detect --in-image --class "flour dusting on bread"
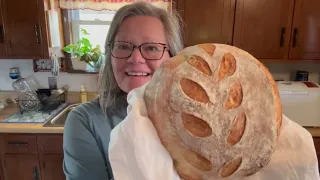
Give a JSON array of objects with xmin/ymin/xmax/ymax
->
[{"xmin": 144, "ymin": 43, "xmax": 282, "ymax": 180}]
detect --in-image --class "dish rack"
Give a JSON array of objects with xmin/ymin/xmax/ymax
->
[{"xmin": 15, "ymin": 88, "xmax": 67, "ymax": 114}]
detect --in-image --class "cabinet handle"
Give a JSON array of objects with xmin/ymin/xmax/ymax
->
[
  {"xmin": 7, "ymin": 141, "xmax": 28, "ymax": 146},
  {"xmin": 34, "ymin": 25, "xmax": 41, "ymax": 44},
  {"xmin": 293, "ymin": 28, "xmax": 298, "ymax": 47},
  {"xmin": 0, "ymin": 25, "xmax": 4, "ymax": 43},
  {"xmin": 280, "ymin": 27, "xmax": 285, "ymax": 47},
  {"xmin": 33, "ymin": 166, "xmax": 39, "ymax": 180}
]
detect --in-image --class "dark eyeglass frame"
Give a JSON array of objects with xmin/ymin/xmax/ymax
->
[{"xmin": 109, "ymin": 41, "xmax": 171, "ymax": 60}]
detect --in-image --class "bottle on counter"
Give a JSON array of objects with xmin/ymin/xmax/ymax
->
[{"xmin": 80, "ymin": 85, "xmax": 88, "ymax": 103}]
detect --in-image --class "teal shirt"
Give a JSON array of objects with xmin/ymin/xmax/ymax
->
[{"xmin": 63, "ymin": 97, "xmax": 127, "ymax": 180}]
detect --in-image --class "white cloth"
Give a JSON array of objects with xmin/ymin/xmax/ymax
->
[{"xmin": 108, "ymin": 83, "xmax": 320, "ymax": 180}]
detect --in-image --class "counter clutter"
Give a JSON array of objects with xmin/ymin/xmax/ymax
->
[{"xmin": 0, "ymin": 103, "xmax": 64, "ymax": 133}]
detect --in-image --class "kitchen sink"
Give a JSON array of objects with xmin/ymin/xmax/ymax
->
[{"xmin": 43, "ymin": 103, "xmax": 79, "ymax": 127}]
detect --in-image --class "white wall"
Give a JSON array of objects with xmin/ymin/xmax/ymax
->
[
  {"xmin": 264, "ymin": 61, "xmax": 320, "ymax": 83},
  {"xmin": 0, "ymin": 60, "xmax": 99, "ymax": 92},
  {"xmin": 1, "ymin": 59, "xmax": 320, "ymax": 92}
]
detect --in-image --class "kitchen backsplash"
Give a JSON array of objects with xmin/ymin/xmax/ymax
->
[
  {"xmin": 1, "ymin": 59, "xmax": 320, "ymax": 92},
  {"xmin": 264, "ymin": 61, "xmax": 320, "ymax": 83},
  {"xmin": 0, "ymin": 60, "xmax": 98, "ymax": 92}
]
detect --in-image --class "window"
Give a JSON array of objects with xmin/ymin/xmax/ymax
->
[
  {"xmin": 71, "ymin": 9, "xmax": 116, "ymax": 53},
  {"xmin": 69, "ymin": 9, "xmax": 116, "ymax": 71}
]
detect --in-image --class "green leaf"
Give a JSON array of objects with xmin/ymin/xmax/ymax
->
[
  {"xmin": 80, "ymin": 28, "xmax": 90, "ymax": 36},
  {"xmin": 63, "ymin": 44, "xmax": 76, "ymax": 53},
  {"xmin": 63, "ymin": 46, "xmax": 72, "ymax": 53},
  {"xmin": 92, "ymin": 45, "xmax": 101, "ymax": 53},
  {"xmin": 80, "ymin": 55, "xmax": 89, "ymax": 61},
  {"xmin": 79, "ymin": 38, "xmax": 92, "ymax": 48},
  {"xmin": 91, "ymin": 52, "xmax": 100, "ymax": 62},
  {"xmin": 74, "ymin": 47, "xmax": 83, "ymax": 57},
  {"xmin": 80, "ymin": 46, "xmax": 91, "ymax": 54},
  {"xmin": 62, "ymin": 28, "xmax": 103, "ymax": 62}
]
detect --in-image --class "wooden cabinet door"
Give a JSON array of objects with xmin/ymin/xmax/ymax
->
[
  {"xmin": 40, "ymin": 155, "xmax": 65, "ymax": 180},
  {"xmin": 2, "ymin": 0, "xmax": 44, "ymax": 59},
  {"xmin": 0, "ymin": 1, "xmax": 6, "ymax": 58},
  {"xmin": 2, "ymin": 154, "xmax": 41, "ymax": 180},
  {"xmin": 233, "ymin": 0, "xmax": 295, "ymax": 59},
  {"xmin": 313, "ymin": 137, "xmax": 320, "ymax": 172},
  {"xmin": 175, "ymin": 0, "xmax": 235, "ymax": 47},
  {"xmin": 289, "ymin": 0, "xmax": 320, "ymax": 60}
]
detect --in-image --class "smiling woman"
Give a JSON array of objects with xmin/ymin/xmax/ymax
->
[
  {"xmin": 110, "ymin": 15, "xmax": 171, "ymax": 93},
  {"xmin": 62, "ymin": 1, "xmax": 183, "ymax": 180}
]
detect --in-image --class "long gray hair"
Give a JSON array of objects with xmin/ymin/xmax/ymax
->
[{"xmin": 98, "ymin": 1, "xmax": 184, "ymax": 115}]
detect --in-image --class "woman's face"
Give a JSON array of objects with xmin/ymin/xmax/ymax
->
[{"xmin": 111, "ymin": 16, "xmax": 170, "ymax": 93}]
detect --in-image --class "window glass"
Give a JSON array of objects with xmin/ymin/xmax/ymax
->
[
  {"xmin": 78, "ymin": 24, "xmax": 111, "ymax": 52},
  {"xmin": 71, "ymin": 10, "xmax": 116, "ymax": 53}
]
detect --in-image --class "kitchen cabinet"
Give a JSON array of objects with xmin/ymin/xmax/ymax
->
[
  {"xmin": 3, "ymin": 154, "xmax": 40, "ymax": 180},
  {"xmin": 289, "ymin": 0, "xmax": 320, "ymax": 60},
  {"xmin": 38, "ymin": 135, "xmax": 65, "ymax": 180},
  {"xmin": 233, "ymin": 0, "xmax": 320, "ymax": 61},
  {"xmin": 0, "ymin": 133, "xmax": 65, "ymax": 180},
  {"xmin": 0, "ymin": 0, "xmax": 64, "ymax": 59},
  {"xmin": 174, "ymin": 0, "xmax": 320, "ymax": 61},
  {"xmin": 174, "ymin": 0, "xmax": 235, "ymax": 47},
  {"xmin": 40, "ymin": 155, "xmax": 65, "ymax": 180},
  {"xmin": 0, "ymin": 2, "xmax": 6, "ymax": 58},
  {"xmin": 233, "ymin": 0, "xmax": 295, "ymax": 59},
  {"xmin": 313, "ymin": 137, "xmax": 320, "ymax": 172}
]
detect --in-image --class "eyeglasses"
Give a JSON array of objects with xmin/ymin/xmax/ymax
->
[{"xmin": 110, "ymin": 41, "xmax": 169, "ymax": 60}]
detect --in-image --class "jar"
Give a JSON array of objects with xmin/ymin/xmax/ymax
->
[
  {"xmin": 295, "ymin": 71, "xmax": 309, "ymax": 81},
  {"xmin": 9, "ymin": 67, "xmax": 20, "ymax": 79},
  {"xmin": 12, "ymin": 77, "xmax": 34, "ymax": 93}
]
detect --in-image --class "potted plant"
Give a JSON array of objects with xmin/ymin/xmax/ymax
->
[{"xmin": 63, "ymin": 28, "xmax": 103, "ymax": 72}]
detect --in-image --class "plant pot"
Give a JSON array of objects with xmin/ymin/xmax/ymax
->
[{"xmin": 71, "ymin": 57, "xmax": 87, "ymax": 71}]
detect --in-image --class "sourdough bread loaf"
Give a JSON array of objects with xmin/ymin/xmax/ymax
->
[{"xmin": 144, "ymin": 43, "xmax": 282, "ymax": 180}]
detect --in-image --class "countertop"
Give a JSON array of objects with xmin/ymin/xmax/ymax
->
[
  {"xmin": 0, "ymin": 103, "xmax": 64, "ymax": 134},
  {"xmin": 1, "ymin": 103, "xmax": 320, "ymax": 137}
]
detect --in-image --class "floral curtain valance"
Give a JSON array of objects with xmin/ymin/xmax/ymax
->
[{"xmin": 59, "ymin": 0, "xmax": 171, "ymax": 11}]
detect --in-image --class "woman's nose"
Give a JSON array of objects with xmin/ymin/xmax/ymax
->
[{"xmin": 127, "ymin": 48, "xmax": 146, "ymax": 64}]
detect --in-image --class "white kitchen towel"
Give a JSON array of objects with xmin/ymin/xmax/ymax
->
[{"xmin": 108, "ymin": 82, "xmax": 320, "ymax": 180}]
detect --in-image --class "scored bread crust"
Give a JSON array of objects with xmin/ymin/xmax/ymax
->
[{"xmin": 144, "ymin": 43, "xmax": 282, "ymax": 180}]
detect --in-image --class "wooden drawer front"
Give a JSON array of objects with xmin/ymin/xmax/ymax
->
[
  {"xmin": 2, "ymin": 135, "xmax": 38, "ymax": 154},
  {"xmin": 38, "ymin": 135, "xmax": 63, "ymax": 155}
]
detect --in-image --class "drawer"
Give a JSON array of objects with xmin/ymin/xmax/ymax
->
[
  {"xmin": 37, "ymin": 135, "xmax": 63, "ymax": 155},
  {"xmin": 1, "ymin": 134, "xmax": 38, "ymax": 154}
]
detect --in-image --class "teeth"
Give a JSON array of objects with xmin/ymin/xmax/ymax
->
[{"xmin": 127, "ymin": 72, "xmax": 149, "ymax": 76}]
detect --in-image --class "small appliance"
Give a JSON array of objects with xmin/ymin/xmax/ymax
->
[
  {"xmin": 277, "ymin": 81, "xmax": 320, "ymax": 127},
  {"xmin": 295, "ymin": 70, "xmax": 309, "ymax": 81}
]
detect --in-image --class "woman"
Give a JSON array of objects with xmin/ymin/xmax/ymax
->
[{"xmin": 63, "ymin": 2, "xmax": 183, "ymax": 180}]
